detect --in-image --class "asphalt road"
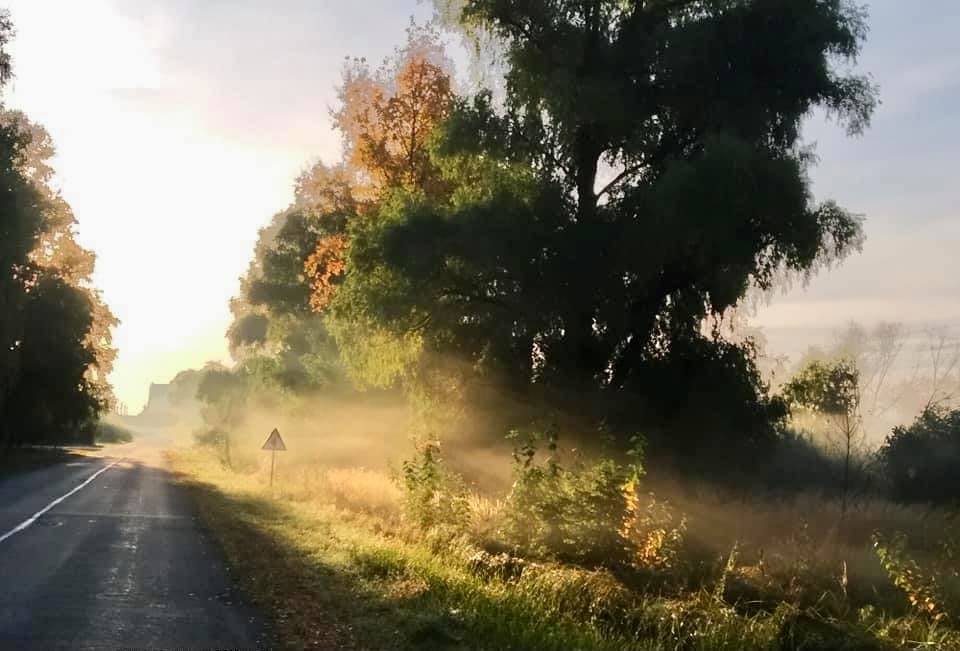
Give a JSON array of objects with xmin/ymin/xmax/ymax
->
[{"xmin": 0, "ymin": 451, "xmax": 267, "ymax": 650}]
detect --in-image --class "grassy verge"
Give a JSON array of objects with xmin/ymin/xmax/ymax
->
[
  {"xmin": 172, "ymin": 450, "xmax": 643, "ymax": 650},
  {"xmin": 170, "ymin": 447, "xmax": 960, "ymax": 651}
]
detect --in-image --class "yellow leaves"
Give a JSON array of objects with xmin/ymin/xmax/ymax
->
[{"xmin": 619, "ymin": 480, "xmax": 686, "ymax": 572}]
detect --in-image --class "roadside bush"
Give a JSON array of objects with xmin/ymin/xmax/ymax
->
[
  {"xmin": 400, "ymin": 438, "xmax": 470, "ymax": 531},
  {"xmin": 94, "ymin": 420, "xmax": 133, "ymax": 444},
  {"xmin": 620, "ymin": 486, "xmax": 687, "ymax": 573},
  {"xmin": 873, "ymin": 531, "xmax": 960, "ymax": 623},
  {"xmin": 879, "ymin": 406, "xmax": 960, "ymax": 504},
  {"xmin": 194, "ymin": 427, "xmax": 226, "ymax": 448},
  {"xmin": 499, "ymin": 430, "xmax": 644, "ymax": 567}
]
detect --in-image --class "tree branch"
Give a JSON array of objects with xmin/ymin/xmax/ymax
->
[{"xmin": 597, "ymin": 163, "xmax": 645, "ymax": 198}]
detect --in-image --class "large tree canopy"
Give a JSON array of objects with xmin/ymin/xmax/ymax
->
[
  {"xmin": 0, "ymin": 13, "xmax": 117, "ymax": 447},
  {"xmin": 225, "ymin": 27, "xmax": 458, "ymax": 395},
  {"xmin": 328, "ymin": 0, "xmax": 876, "ymax": 463}
]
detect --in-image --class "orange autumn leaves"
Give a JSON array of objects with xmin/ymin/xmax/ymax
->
[
  {"xmin": 346, "ymin": 56, "xmax": 453, "ymax": 197},
  {"xmin": 304, "ymin": 33, "xmax": 454, "ymax": 313},
  {"xmin": 305, "ymin": 234, "xmax": 348, "ymax": 312}
]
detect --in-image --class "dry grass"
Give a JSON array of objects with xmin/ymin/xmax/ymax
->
[{"xmin": 172, "ymin": 441, "xmax": 960, "ymax": 650}]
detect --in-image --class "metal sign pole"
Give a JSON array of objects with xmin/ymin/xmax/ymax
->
[{"xmin": 270, "ymin": 449, "xmax": 276, "ymax": 489}]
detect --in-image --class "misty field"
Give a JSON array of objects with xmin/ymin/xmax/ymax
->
[{"xmin": 170, "ymin": 423, "xmax": 960, "ymax": 651}]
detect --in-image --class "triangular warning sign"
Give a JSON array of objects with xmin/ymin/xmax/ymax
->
[{"xmin": 261, "ymin": 428, "xmax": 287, "ymax": 451}]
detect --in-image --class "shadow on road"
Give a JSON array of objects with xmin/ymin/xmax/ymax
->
[{"xmin": 0, "ymin": 448, "xmax": 88, "ymax": 480}]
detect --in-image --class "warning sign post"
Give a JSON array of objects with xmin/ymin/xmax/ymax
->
[{"xmin": 261, "ymin": 428, "xmax": 287, "ymax": 490}]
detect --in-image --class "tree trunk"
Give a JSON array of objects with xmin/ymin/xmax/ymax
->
[{"xmin": 562, "ymin": 127, "xmax": 603, "ymax": 385}]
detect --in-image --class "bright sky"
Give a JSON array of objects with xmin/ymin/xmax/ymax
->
[
  {"xmin": 3, "ymin": 1, "xmax": 958, "ymax": 411},
  {"xmin": 4, "ymin": 0, "xmax": 436, "ymax": 411}
]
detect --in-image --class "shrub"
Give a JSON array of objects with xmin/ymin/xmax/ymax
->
[
  {"xmin": 619, "ymin": 485, "xmax": 687, "ymax": 573},
  {"xmin": 873, "ymin": 531, "xmax": 955, "ymax": 623},
  {"xmin": 879, "ymin": 406, "xmax": 960, "ymax": 504},
  {"xmin": 193, "ymin": 427, "xmax": 225, "ymax": 447},
  {"xmin": 761, "ymin": 429, "xmax": 879, "ymax": 497},
  {"xmin": 499, "ymin": 430, "xmax": 644, "ymax": 567},
  {"xmin": 94, "ymin": 420, "xmax": 134, "ymax": 444},
  {"xmin": 400, "ymin": 438, "xmax": 470, "ymax": 531}
]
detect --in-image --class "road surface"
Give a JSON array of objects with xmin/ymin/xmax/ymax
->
[{"xmin": 0, "ymin": 450, "xmax": 267, "ymax": 650}]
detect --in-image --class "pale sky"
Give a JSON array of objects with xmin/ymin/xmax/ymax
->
[{"xmin": 3, "ymin": 1, "xmax": 957, "ymax": 411}]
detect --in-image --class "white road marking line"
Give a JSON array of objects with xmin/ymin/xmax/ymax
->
[{"xmin": 0, "ymin": 459, "xmax": 123, "ymax": 544}]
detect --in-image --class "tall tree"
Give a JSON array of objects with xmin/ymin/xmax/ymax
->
[
  {"xmin": 784, "ymin": 358, "xmax": 862, "ymax": 513},
  {"xmin": 6, "ymin": 277, "xmax": 101, "ymax": 445},
  {"xmin": 0, "ymin": 12, "xmax": 47, "ymax": 447},
  {"xmin": 1, "ymin": 111, "xmax": 119, "ymax": 407},
  {"xmin": 0, "ymin": 15, "xmax": 117, "ymax": 447},
  {"xmin": 0, "ymin": 121, "xmax": 46, "ymax": 447},
  {"xmin": 224, "ymin": 25, "xmax": 458, "ymax": 399},
  {"xmin": 305, "ymin": 26, "xmax": 456, "ymax": 313},
  {"xmin": 330, "ymin": 0, "xmax": 876, "ymax": 464},
  {"xmin": 333, "ymin": 23, "xmax": 455, "ymax": 200}
]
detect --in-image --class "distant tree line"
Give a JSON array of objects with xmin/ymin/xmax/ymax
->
[
  {"xmin": 784, "ymin": 325, "xmax": 960, "ymax": 507},
  {"xmin": 0, "ymin": 12, "xmax": 117, "ymax": 450}
]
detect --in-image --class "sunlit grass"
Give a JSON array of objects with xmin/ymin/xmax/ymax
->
[{"xmin": 170, "ymin": 446, "xmax": 960, "ymax": 650}]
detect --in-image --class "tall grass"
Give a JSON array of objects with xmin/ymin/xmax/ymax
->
[{"xmin": 171, "ymin": 439, "xmax": 960, "ymax": 650}]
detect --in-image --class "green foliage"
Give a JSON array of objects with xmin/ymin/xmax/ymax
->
[
  {"xmin": 784, "ymin": 358, "xmax": 861, "ymax": 418},
  {"xmin": 183, "ymin": 443, "xmax": 934, "ymax": 651},
  {"xmin": 0, "ymin": 44, "xmax": 116, "ymax": 448},
  {"xmin": 783, "ymin": 358, "xmax": 863, "ymax": 512},
  {"xmin": 620, "ymin": 484, "xmax": 687, "ymax": 573},
  {"xmin": 618, "ymin": 336, "xmax": 789, "ymax": 472},
  {"xmin": 873, "ymin": 532, "xmax": 957, "ymax": 624},
  {"xmin": 228, "ymin": 199, "xmax": 349, "ymax": 395},
  {"xmin": 400, "ymin": 438, "xmax": 470, "ymax": 531},
  {"xmin": 95, "ymin": 420, "xmax": 134, "ymax": 444},
  {"xmin": 761, "ymin": 428, "xmax": 875, "ymax": 496},
  {"xmin": 168, "ymin": 368, "xmax": 203, "ymax": 406},
  {"xmin": 499, "ymin": 431, "xmax": 643, "ymax": 566},
  {"xmin": 0, "ymin": 116, "xmax": 48, "ymax": 447},
  {"xmin": 330, "ymin": 0, "xmax": 874, "ymax": 468},
  {"xmin": 5, "ymin": 277, "xmax": 103, "ymax": 445},
  {"xmin": 879, "ymin": 406, "xmax": 960, "ymax": 505},
  {"xmin": 197, "ymin": 366, "xmax": 246, "ymax": 419}
]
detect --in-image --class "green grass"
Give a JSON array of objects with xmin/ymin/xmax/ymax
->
[
  {"xmin": 173, "ymin": 454, "xmax": 636, "ymax": 650},
  {"xmin": 170, "ymin": 449, "xmax": 960, "ymax": 651}
]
